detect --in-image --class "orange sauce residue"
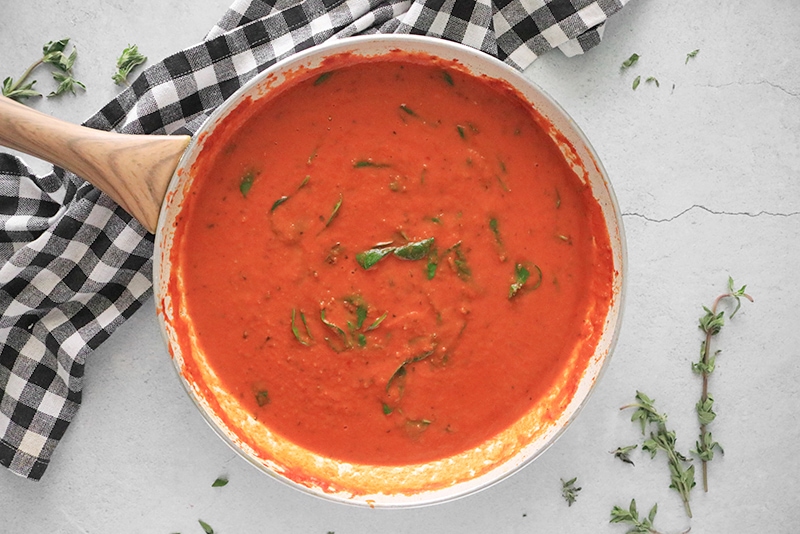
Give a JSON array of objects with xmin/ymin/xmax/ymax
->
[{"xmin": 170, "ymin": 51, "xmax": 614, "ymax": 489}]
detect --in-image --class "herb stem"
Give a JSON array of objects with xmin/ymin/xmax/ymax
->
[
  {"xmin": 696, "ymin": 279, "xmax": 752, "ymax": 491},
  {"xmin": 9, "ymin": 58, "xmax": 43, "ymax": 94}
]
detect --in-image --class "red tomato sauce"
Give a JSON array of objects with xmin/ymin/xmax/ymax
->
[{"xmin": 173, "ymin": 52, "xmax": 614, "ymax": 466}]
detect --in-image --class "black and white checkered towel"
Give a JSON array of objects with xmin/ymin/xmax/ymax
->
[{"xmin": 0, "ymin": 0, "xmax": 629, "ymax": 480}]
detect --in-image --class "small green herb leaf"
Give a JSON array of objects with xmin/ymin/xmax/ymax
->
[
  {"xmin": 291, "ymin": 309, "xmax": 313, "ymax": 346},
  {"xmin": 382, "ymin": 402, "xmax": 393, "ymax": 415},
  {"xmin": 646, "ymin": 76, "xmax": 660, "ymax": 87},
  {"xmin": 610, "ymin": 499, "xmax": 662, "ymax": 534},
  {"xmin": 354, "ymin": 160, "xmax": 390, "ymax": 168},
  {"xmin": 356, "ymin": 247, "xmax": 393, "ymax": 270},
  {"xmin": 271, "ymin": 195, "xmax": 289, "ymax": 212},
  {"xmin": 611, "ymin": 444, "xmax": 638, "ymax": 466},
  {"xmin": 255, "ymin": 390, "xmax": 270, "ymax": 407},
  {"xmin": 366, "ymin": 312, "xmax": 388, "ymax": 331},
  {"xmin": 451, "ymin": 242, "xmax": 471, "ymax": 280},
  {"xmin": 2, "ymin": 77, "xmax": 40, "ymax": 101},
  {"xmin": 456, "ymin": 125, "xmax": 466, "ymax": 139},
  {"xmin": 320, "ymin": 309, "xmax": 348, "ymax": 344},
  {"xmin": 239, "ymin": 172, "xmax": 255, "ymax": 197},
  {"xmin": 314, "ymin": 72, "xmax": 333, "ymax": 86},
  {"xmin": 399, "ymin": 104, "xmax": 416, "ymax": 116},
  {"xmin": 685, "ymin": 49, "xmax": 700, "ymax": 64},
  {"xmin": 112, "ymin": 44, "xmax": 147, "ymax": 85},
  {"xmin": 198, "ymin": 519, "xmax": 214, "ymax": 534},
  {"xmin": 632, "ymin": 75, "xmax": 641, "ymax": 90},
  {"xmin": 48, "ymin": 70, "xmax": 85, "ymax": 97},
  {"xmin": 509, "ymin": 262, "xmax": 542, "ymax": 299},
  {"xmin": 211, "ymin": 477, "xmax": 228, "ymax": 487},
  {"xmin": 394, "ymin": 237, "xmax": 434, "ymax": 261},
  {"xmin": 324, "ymin": 193, "xmax": 343, "ymax": 228},
  {"xmin": 621, "ymin": 53, "xmax": 640, "ymax": 69},
  {"xmin": 561, "ymin": 477, "xmax": 581, "ymax": 507},
  {"xmin": 442, "ymin": 71, "xmax": 454, "ymax": 86},
  {"xmin": 426, "ymin": 249, "xmax": 438, "ymax": 280}
]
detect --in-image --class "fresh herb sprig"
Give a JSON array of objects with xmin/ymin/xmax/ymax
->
[
  {"xmin": 2, "ymin": 38, "xmax": 85, "ymax": 101},
  {"xmin": 610, "ymin": 499, "xmax": 692, "ymax": 534},
  {"xmin": 112, "ymin": 44, "xmax": 147, "ymax": 86},
  {"xmin": 561, "ymin": 477, "xmax": 581, "ymax": 506},
  {"xmin": 610, "ymin": 500, "xmax": 660, "ymax": 534},
  {"xmin": 621, "ymin": 392, "xmax": 695, "ymax": 518},
  {"xmin": 611, "ymin": 444, "xmax": 638, "ymax": 466},
  {"xmin": 693, "ymin": 277, "xmax": 752, "ymax": 491}
]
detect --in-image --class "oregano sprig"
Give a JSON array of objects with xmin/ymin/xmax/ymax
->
[
  {"xmin": 693, "ymin": 277, "xmax": 752, "ymax": 491},
  {"xmin": 610, "ymin": 499, "xmax": 691, "ymax": 534},
  {"xmin": 112, "ymin": 44, "xmax": 147, "ymax": 86},
  {"xmin": 2, "ymin": 38, "xmax": 85, "ymax": 101},
  {"xmin": 621, "ymin": 392, "xmax": 695, "ymax": 518}
]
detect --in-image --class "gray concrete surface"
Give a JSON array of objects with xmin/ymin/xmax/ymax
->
[{"xmin": 1, "ymin": 0, "xmax": 799, "ymax": 532}]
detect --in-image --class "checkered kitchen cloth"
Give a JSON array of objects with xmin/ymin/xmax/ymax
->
[{"xmin": 0, "ymin": 0, "xmax": 630, "ymax": 479}]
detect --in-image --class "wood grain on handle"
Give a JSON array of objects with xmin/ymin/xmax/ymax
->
[{"xmin": 0, "ymin": 95, "xmax": 191, "ymax": 233}]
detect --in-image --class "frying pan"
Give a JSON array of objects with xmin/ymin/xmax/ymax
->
[{"xmin": 0, "ymin": 35, "xmax": 626, "ymax": 507}]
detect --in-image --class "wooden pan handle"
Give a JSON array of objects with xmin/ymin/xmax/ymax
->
[{"xmin": 0, "ymin": 95, "xmax": 190, "ymax": 234}]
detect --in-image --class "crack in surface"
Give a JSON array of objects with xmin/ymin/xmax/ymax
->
[
  {"xmin": 699, "ymin": 80, "xmax": 800, "ymax": 98},
  {"xmin": 622, "ymin": 204, "xmax": 800, "ymax": 223}
]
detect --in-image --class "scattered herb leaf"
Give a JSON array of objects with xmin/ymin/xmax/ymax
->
[
  {"xmin": 399, "ymin": 104, "xmax": 416, "ymax": 116},
  {"xmin": 211, "ymin": 477, "xmax": 228, "ymax": 487},
  {"xmin": 382, "ymin": 402, "xmax": 393, "ymax": 415},
  {"xmin": 112, "ymin": 44, "xmax": 147, "ymax": 86},
  {"xmin": 394, "ymin": 237, "xmax": 434, "ymax": 261},
  {"xmin": 271, "ymin": 195, "xmax": 289, "ymax": 212},
  {"xmin": 48, "ymin": 70, "xmax": 85, "ymax": 97},
  {"xmin": 442, "ymin": 71, "xmax": 454, "ymax": 86},
  {"xmin": 255, "ymin": 390, "xmax": 270, "ymax": 407},
  {"xmin": 426, "ymin": 249, "xmax": 438, "ymax": 280},
  {"xmin": 356, "ymin": 246, "xmax": 394, "ymax": 270},
  {"xmin": 621, "ymin": 53, "xmax": 641, "ymax": 69},
  {"xmin": 509, "ymin": 262, "xmax": 542, "ymax": 299},
  {"xmin": 561, "ymin": 477, "xmax": 581, "ymax": 507},
  {"xmin": 451, "ymin": 242, "xmax": 471, "ymax": 280},
  {"xmin": 314, "ymin": 72, "xmax": 333, "ymax": 86},
  {"xmin": 611, "ymin": 444, "xmax": 639, "ymax": 466},
  {"xmin": 645, "ymin": 76, "xmax": 660, "ymax": 87},
  {"xmin": 366, "ymin": 312, "xmax": 388, "ymax": 331},
  {"xmin": 685, "ymin": 49, "xmax": 700, "ymax": 64},
  {"xmin": 198, "ymin": 519, "xmax": 214, "ymax": 534},
  {"xmin": 456, "ymin": 125, "xmax": 466, "ymax": 139},
  {"xmin": 324, "ymin": 193, "xmax": 343, "ymax": 228},
  {"xmin": 354, "ymin": 160, "xmax": 390, "ymax": 168},
  {"xmin": 239, "ymin": 171, "xmax": 255, "ymax": 197},
  {"xmin": 291, "ymin": 308, "xmax": 313, "ymax": 346},
  {"xmin": 632, "ymin": 75, "xmax": 641, "ymax": 90}
]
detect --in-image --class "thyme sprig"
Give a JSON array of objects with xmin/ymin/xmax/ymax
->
[
  {"xmin": 693, "ymin": 277, "xmax": 752, "ymax": 491},
  {"xmin": 611, "ymin": 500, "xmax": 690, "ymax": 534},
  {"xmin": 561, "ymin": 477, "xmax": 581, "ymax": 506},
  {"xmin": 621, "ymin": 392, "xmax": 695, "ymax": 518}
]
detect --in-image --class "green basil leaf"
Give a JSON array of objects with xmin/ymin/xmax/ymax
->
[
  {"xmin": 356, "ymin": 247, "xmax": 393, "ymax": 270},
  {"xmin": 394, "ymin": 237, "xmax": 434, "ymax": 261}
]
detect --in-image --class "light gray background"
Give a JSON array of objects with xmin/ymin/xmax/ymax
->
[{"xmin": 1, "ymin": 1, "xmax": 799, "ymax": 533}]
